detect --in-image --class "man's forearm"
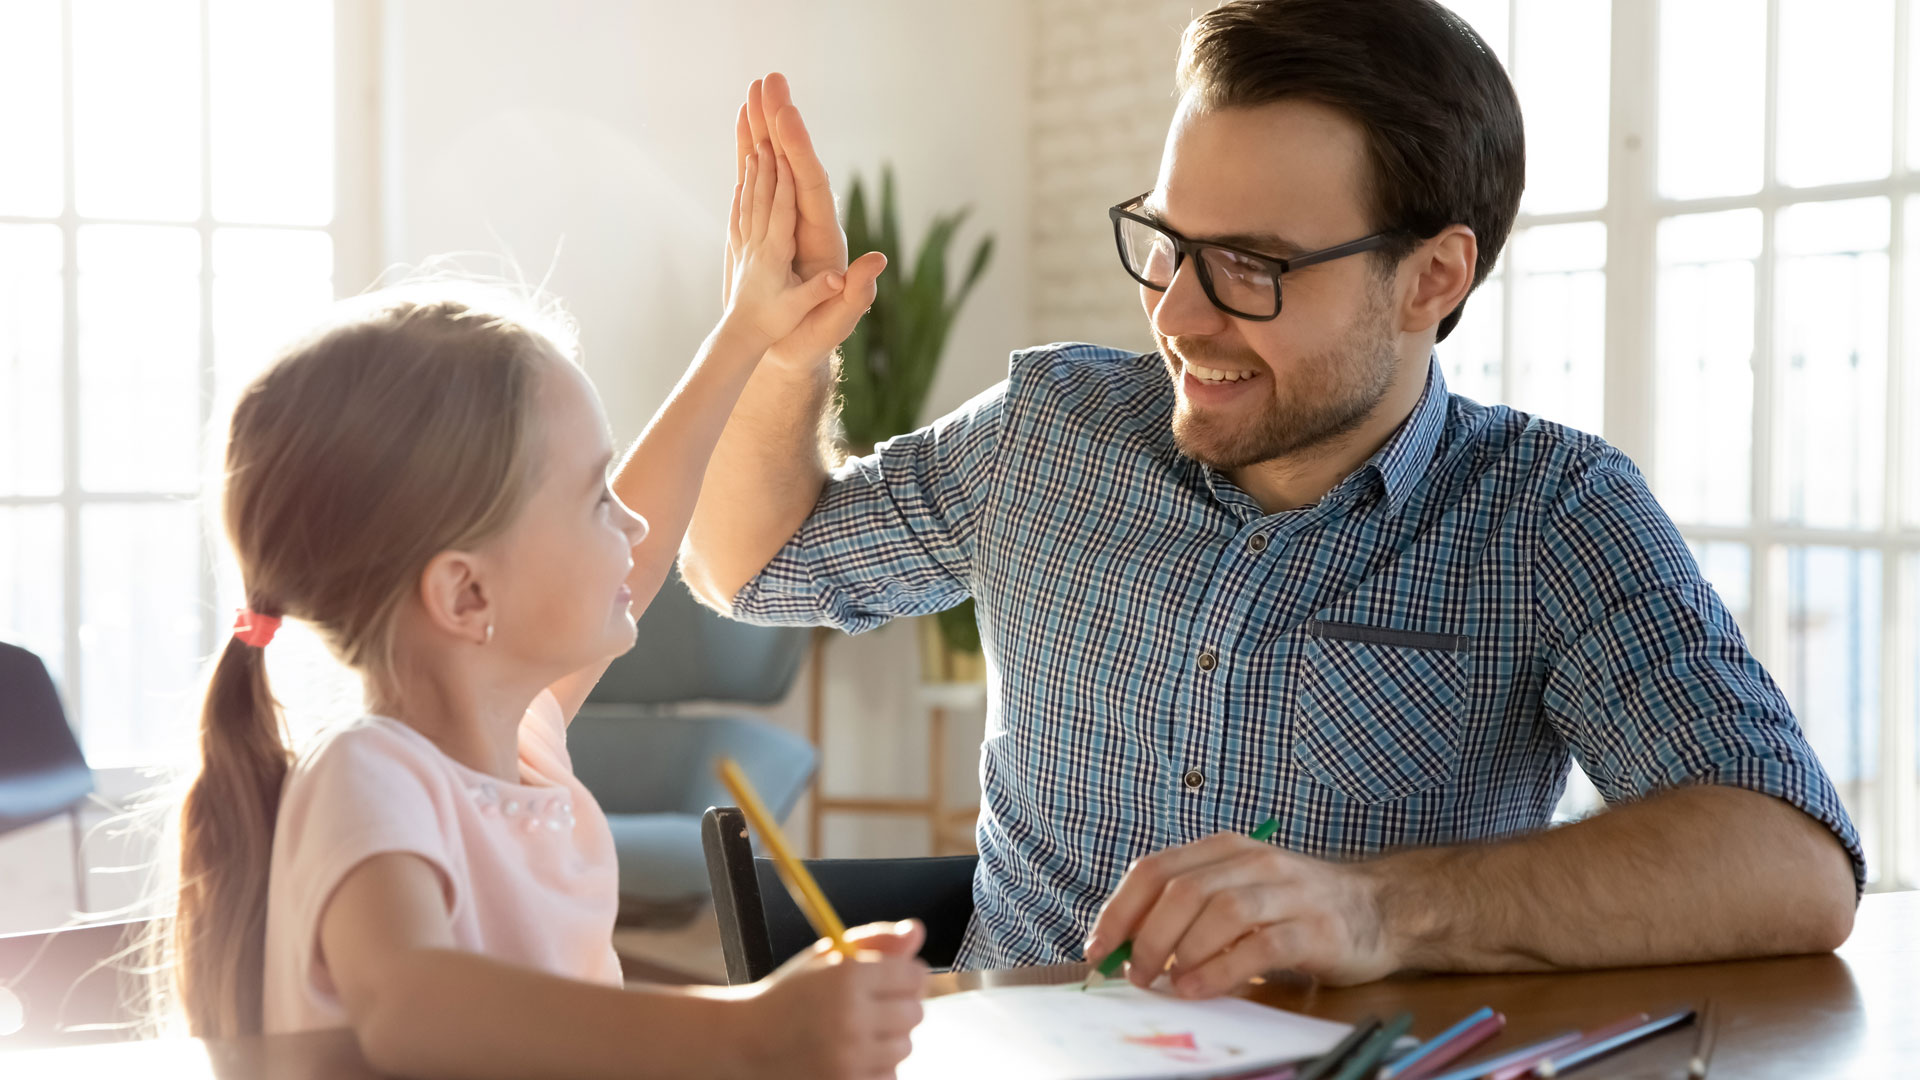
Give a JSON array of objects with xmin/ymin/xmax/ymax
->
[
  {"xmin": 1370, "ymin": 785, "xmax": 1856, "ymax": 973},
  {"xmin": 679, "ymin": 354, "xmax": 840, "ymax": 609},
  {"xmin": 606, "ymin": 321, "xmax": 783, "ymax": 612}
]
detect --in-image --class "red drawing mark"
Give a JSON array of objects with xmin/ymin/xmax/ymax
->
[{"xmin": 1124, "ymin": 1031, "xmax": 1200, "ymax": 1052}]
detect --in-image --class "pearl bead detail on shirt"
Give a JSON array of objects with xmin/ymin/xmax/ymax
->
[{"xmin": 466, "ymin": 782, "xmax": 571, "ymax": 833}]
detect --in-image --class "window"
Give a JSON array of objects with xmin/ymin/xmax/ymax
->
[
  {"xmin": 0, "ymin": 0, "xmax": 366, "ymax": 767},
  {"xmin": 1444, "ymin": 0, "xmax": 1920, "ymax": 890}
]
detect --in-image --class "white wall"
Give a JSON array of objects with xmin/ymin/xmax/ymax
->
[
  {"xmin": 1030, "ymin": 0, "xmax": 1195, "ymax": 352},
  {"xmin": 379, "ymin": 0, "xmax": 1031, "ymax": 856},
  {"xmin": 381, "ymin": 0, "xmax": 1031, "ymax": 438}
]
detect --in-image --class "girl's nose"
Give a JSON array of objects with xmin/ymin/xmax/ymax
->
[{"xmin": 626, "ymin": 510, "xmax": 650, "ymax": 547}]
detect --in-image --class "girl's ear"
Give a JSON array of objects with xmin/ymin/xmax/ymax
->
[{"xmin": 418, "ymin": 550, "xmax": 493, "ymax": 646}]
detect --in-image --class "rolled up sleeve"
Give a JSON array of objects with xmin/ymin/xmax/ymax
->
[
  {"xmin": 730, "ymin": 380, "xmax": 1004, "ymax": 634},
  {"xmin": 1533, "ymin": 449, "xmax": 1866, "ymax": 894}
]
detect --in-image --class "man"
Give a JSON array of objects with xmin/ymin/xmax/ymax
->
[{"xmin": 682, "ymin": 0, "xmax": 1861, "ymax": 996}]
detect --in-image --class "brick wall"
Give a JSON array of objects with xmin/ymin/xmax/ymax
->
[{"xmin": 1028, "ymin": 0, "xmax": 1209, "ymax": 352}]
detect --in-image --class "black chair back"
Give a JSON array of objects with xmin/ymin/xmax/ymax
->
[
  {"xmin": 0, "ymin": 919, "xmax": 149, "ymax": 1048},
  {"xmin": 0, "ymin": 641, "xmax": 92, "ymax": 834},
  {"xmin": 701, "ymin": 806, "xmax": 978, "ymax": 984}
]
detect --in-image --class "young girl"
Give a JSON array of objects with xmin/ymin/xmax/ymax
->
[{"xmin": 172, "ymin": 142, "xmax": 924, "ymax": 1078}]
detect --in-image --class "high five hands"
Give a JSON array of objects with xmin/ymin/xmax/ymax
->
[
  {"xmin": 724, "ymin": 74, "xmax": 887, "ymax": 370},
  {"xmin": 722, "ymin": 138, "xmax": 851, "ymax": 351}
]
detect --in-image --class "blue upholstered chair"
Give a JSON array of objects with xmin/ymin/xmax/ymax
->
[{"xmin": 566, "ymin": 578, "xmax": 815, "ymax": 925}]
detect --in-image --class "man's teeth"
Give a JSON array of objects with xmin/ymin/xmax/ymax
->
[{"xmin": 1188, "ymin": 364, "xmax": 1258, "ymax": 383}]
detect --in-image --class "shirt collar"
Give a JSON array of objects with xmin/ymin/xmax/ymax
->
[
  {"xmin": 1181, "ymin": 353, "xmax": 1450, "ymax": 520},
  {"xmin": 1365, "ymin": 354, "xmax": 1449, "ymax": 516}
]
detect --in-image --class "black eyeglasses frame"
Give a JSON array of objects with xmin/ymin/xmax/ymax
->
[{"xmin": 1108, "ymin": 191, "xmax": 1401, "ymax": 321}]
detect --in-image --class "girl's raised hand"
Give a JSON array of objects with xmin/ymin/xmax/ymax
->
[{"xmin": 723, "ymin": 142, "xmax": 849, "ymax": 352}]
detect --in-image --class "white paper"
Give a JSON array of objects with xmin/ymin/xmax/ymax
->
[{"xmin": 898, "ymin": 982, "xmax": 1353, "ymax": 1080}]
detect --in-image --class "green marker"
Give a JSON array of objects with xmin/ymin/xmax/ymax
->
[
  {"xmin": 1326, "ymin": 1011, "xmax": 1414, "ymax": 1080},
  {"xmin": 1082, "ymin": 816, "xmax": 1282, "ymax": 990}
]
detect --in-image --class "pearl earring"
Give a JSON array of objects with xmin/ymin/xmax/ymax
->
[{"xmin": 484, "ymin": 624, "xmax": 495, "ymax": 645}]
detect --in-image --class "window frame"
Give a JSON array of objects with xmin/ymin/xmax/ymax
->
[
  {"xmin": 1469, "ymin": 0, "xmax": 1919, "ymax": 889},
  {"xmin": 0, "ymin": 0, "xmax": 379, "ymax": 771}
]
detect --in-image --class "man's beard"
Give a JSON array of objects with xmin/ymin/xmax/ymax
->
[{"xmin": 1157, "ymin": 285, "xmax": 1400, "ymax": 471}]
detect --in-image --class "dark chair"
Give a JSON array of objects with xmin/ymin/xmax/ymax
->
[
  {"xmin": 567, "ymin": 579, "xmax": 816, "ymax": 924},
  {"xmin": 0, "ymin": 641, "xmax": 93, "ymax": 911},
  {"xmin": 701, "ymin": 805, "xmax": 979, "ymax": 984},
  {"xmin": 0, "ymin": 918, "xmax": 148, "ymax": 1048}
]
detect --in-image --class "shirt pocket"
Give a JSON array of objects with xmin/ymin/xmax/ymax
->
[{"xmin": 1292, "ymin": 620, "xmax": 1470, "ymax": 804}]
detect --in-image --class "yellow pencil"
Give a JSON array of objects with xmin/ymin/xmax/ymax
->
[{"xmin": 716, "ymin": 756, "xmax": 855, "ymax": 958}]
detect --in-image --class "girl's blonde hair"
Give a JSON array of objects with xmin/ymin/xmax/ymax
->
[{"xmin": 173, "ymin": 289, "xmax": 570, "ymax": 1037}]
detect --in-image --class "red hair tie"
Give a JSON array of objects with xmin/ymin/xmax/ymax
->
[{"xmin": 232, "ymin": 608, "xmax": 283, "ymax": 648}]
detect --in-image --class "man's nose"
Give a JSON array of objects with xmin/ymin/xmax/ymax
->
[{"xmin": 1147, "ymin": 258, "xmax": 1229, "ymax": 341}]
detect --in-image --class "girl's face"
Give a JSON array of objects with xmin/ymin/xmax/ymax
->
[{"xmin": 485, "ymin": 359, "xmax": 647, "ymax": 675}]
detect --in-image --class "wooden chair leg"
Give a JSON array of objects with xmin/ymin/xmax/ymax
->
[
  {"xmin": 807, "ymin": 628, "xmax": 827, "ymax": 858},
  {"xmin": 68, "ymin": 805, "xmax": 87, "ymax": 915}
]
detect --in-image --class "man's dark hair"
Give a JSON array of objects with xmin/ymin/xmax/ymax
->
[{"xmin": 1177, "ymin": 0, "xmax": 1525, "ymax": 342}]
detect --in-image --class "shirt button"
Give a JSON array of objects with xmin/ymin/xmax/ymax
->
[
  {"xmin": 1197, "ymin": 650, "xmax": 1218, "ymax": 672},
  {"xmin": 1182, "ymin": 769, "xmax": 1206, "ymax": 790},
  {"xmin": 1248, "ymin": 533, "xmax": 1268, "ymax": 552}
]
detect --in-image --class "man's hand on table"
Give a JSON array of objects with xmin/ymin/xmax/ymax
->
[
  {"xmin": 1083, "ymin": 831, "xmax": 1401, "ymax": 998},
  {"xmin": 1082, "ymin": 787, "xmax": 1858, "ymax": 999}
]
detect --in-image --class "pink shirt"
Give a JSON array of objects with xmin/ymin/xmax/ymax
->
[{"xmin": 262, "ymin": 690, "xmax": 623, "ymax": 1033}]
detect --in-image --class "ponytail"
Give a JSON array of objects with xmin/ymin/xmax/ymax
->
[
  {"xmin": 166, "ymin": 289, "xmax": 557, "ymax": 1034},
  {"xmin": 174, "ymin": 633, "xmax": 290, "ymax": 1038}
]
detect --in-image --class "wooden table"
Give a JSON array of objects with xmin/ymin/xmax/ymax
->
[
  {"xmin": 932, "ymin": 890, "xmax": 1920, "ymax": 1078},
  {"xmin": 13, "ymin": 890, "xmax": 1917, "ymax": 1078}
]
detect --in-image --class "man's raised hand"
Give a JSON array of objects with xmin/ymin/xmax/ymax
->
[{"xmin": 723, "ymin": 74, "xmax": 886, "ymax": 373}]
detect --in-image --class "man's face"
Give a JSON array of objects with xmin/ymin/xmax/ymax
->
[{"xmin": 1143, "ymin": 95, "xmax": 1407, "ymax": 471}]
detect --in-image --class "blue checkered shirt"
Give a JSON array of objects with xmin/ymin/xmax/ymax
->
[{"xmin": 731, "ymin": 343, "xmax": 1864, "ymax": 970}]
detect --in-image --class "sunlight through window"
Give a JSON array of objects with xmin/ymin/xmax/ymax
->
[{"xmin": 0, "ymin": 0, "xmax": 340, "ymax": 768}]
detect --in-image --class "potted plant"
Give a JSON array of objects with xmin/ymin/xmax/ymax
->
[{"xmin": 836, "ymin": 166, "xmax": 993, "ymax": 683}]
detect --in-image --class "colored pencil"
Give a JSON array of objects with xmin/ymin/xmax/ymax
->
[
  {"xmin": 1532, "ymin": 1009, "xmax": 1694, "ymax": 1077},
  {"xmin": 1422, "ymin": 1031, "xmax": 1582, "ymax": 1080},
  {"xmin": 1328, "ymin": 1011, "xmax": 1415, "ymax": 1080},
  {"xmin": 1294, "ymin": 1015, "xmax": 1382, "ymax": 1080},
  {"xmin": 1382, "ymin": 1007, "xmax": 1496, "ymax": 1080},
  {"xmin": 717, "ymin": 756, "xmax": 854, "ymax": 957},
  {"xmin": 1687, "ymin": 1000, "xmax": 1717, "ymax": 1078},
  {"xmin": 1083, "ymin": 816, "xmax": 1282, "ymax": 989},
  {"xmin": 1390, "ymin": 1010, "xmax": 1506, "ymax": 1080},
  {"xmin": 1488, "ymin": 1014, "xmax": 1645, "ymax": 1080}
]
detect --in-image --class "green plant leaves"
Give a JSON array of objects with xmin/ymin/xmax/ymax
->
[
  {"xmin": 835, "ymin": 165, "xmax": 994, "ymax": 450},
  {"xmin": 936, "ymin": 597, "xmax": 982, "ymax": 654}
]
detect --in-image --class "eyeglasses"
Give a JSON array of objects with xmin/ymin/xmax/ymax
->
[{"xmin": 1108, "ymin": 192, "xmax": 1397, "ymax": 321}]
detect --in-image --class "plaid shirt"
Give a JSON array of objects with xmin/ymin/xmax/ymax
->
[{"xmin": 732, "ymin": 343, "xmax": 1864, "ymax": 970}]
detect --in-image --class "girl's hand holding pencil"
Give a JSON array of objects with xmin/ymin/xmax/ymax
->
[
  {"xmin": 739, "ymin": 920, "xmax": 930, "ymax": 1080},
  {"xmin": 720, "ymin": 757, "xmax": 930, "ymax": 1079}
]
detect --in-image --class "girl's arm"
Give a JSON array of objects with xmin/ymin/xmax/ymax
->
[
  {"xmin": 547, "ymin": 145, "xmax": 863, "ymax": 721},
  {"xmin": 320, "ymin": 853, "xmax": 926, "ymax": 1080},
  {"xmin": 613, "ymin": 145, "xmax": 853, "ymax": 609},
  {"xmin": 545, "ymin": 314, "xmax": 791, "ymax": 723}
]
